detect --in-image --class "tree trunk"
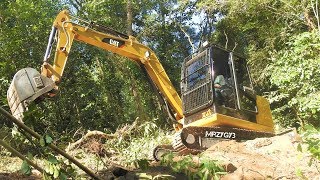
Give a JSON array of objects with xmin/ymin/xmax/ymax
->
[
  {"xmin": 126, "ymin": 1, "xmax": 148, "ymax": 121},
  {"xmin": 304, "ymin": 10, "xmax": 316, "ymax": 31},
  {"xmin": 126, "ymin": 0, "xmax": 133, "ymax": 36}
]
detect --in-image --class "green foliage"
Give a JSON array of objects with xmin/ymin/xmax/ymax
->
[
  {"xmin": 10, "ymin": 127, "xmax": 75, "ymax": 178},
  {"xmin": 1, "ymin": 0, "xmax": 184, "ymax": 140},
  {"xmin": 161, "ymin": 153, "xmax": 226, "ymax": 179},
  {"xmin": 104, "ymin": 121, "xmax": 172, "ymax": 168},
  {"xmin": 45, "ymin": 135, "xmax": 53, "ymax": 145},
  {"xmin": 297, "ymin": 124, "xmax": 320, "ymax": 176},
  {"xmin": 44, "ymin": 155, "xmax": 60, "ymax": 179},
  {"xmin": 299, "ymin": 125, "xmax": 320, "ymax": 162},
  {"xmin": 20, "ymin": 160, "xmax": 32, "ymax": 176},
  {"xmin": 197, "ymin": 0, "xmax": 313, "ymax": 83},
  {"xmin": 296, "ymin": 168, "xmax": 309, "ymax": 180},
  {"xmin": 161, "ymin": 153, "xmax": 196, "ymax": 177},
  {"xmin": 269, "ymin": 31, "xmax": 320, "ymax": 127},
  {"xmin": 197, "ymin": 0, "xmax": 320, "ymax": 128},
  {"xmin": 1, "ymin": 1, "xmax": 192, "ymax": 177},
  {"xmin": 0, "ymin": 0, "xmax": 60, "ymax": 119},
  {"xmin": 1, "ymin": 0, "xmax": 320, "ymax": 178},
  {"xmin": 40, "ymin": 134, "xmax": 53, "ymax": 147},
  {"xmin": 42, "ymin": 154, "xmax": 70, "ymax": 180},
  {"xmin": 197, "ymin": 158, "xmax": 227, "ymax": 180},
  {"xmin": 135, "ymin": 159, "xmax": 150, "ymax": 171}
]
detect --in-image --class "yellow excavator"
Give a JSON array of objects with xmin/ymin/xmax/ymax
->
[{"xmin": 7, "ymin": 10, "xmax": 274, "ymax": 157}]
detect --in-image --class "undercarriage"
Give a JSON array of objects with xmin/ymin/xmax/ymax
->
[{"xmin": 153, "ymin": 126, "xmax": 274, "ymax": 161}]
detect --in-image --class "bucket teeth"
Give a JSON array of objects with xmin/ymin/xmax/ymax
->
[{"xmin": 7, "ymin": 68, "xmax": 55, "ymax": 121}]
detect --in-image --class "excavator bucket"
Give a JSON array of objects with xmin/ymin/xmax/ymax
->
[{"xmin": 7, "ymin": 68, "xmax": 55, "ymax": 121}]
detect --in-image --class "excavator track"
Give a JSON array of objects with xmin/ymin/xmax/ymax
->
[
  {"xmin": 173, "ymin": 126, "xmax": 274, "ymax": 154},
  {"xmin": 153, "ymin": 145, "xmax": 177, "ymax": 161},
  {"xmin": 154, "ymin": 126, "xmax": 274, "ymax": 160},
  {"xmin": 172, "ymin": 131, "xmax": 203, "ymax": 155}
]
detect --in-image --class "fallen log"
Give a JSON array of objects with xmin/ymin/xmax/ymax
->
[{"xmin": 0, "ymin": 107, "xmax": 102, "ymax": 180}]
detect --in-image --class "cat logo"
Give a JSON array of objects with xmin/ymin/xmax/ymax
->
[
  {"xmin": 202, "ymin": 109, "xmax": 212, "ymax": 118},
  {"xmin": 102, "ymin": 38, "xmax": 125, "ymax": 48},
  {"xmin": 110, "ymin": 39, "xmax": 119, "ymax": 47}
]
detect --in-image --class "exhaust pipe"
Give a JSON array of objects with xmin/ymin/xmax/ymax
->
[{"xmin": 7, "ymin": 68, "xmax": 55, "ymax": 121}]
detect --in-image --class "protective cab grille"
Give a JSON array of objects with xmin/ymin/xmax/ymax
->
[
  {"xmin": 181, "ymin": 49, "xmax": 213, "ymax": 115},
  {"xmin": 183, "ymin": 82, "xmax": 212, "ymax": 115}
]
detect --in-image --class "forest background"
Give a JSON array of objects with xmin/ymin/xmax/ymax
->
[{"xmin": 0, "ymin": 0, "xmax": 319, "ymax": 150}]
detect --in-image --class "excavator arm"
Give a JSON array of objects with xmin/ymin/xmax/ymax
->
[{"xmin": 7, "ymin": 10, "xmax": 183, "ymax": 124}]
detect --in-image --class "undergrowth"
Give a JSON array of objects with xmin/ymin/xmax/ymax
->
[
  {"xmin": 1, "ymin": 121, "xmax": 228, "ymax": 179},
  {"xmin": 103, "ymin": 120, "xmax": 172, "ymax": 168},
  {"xmin": 101, "ymin": 119, "xmax": 227, "ymax": 179},
  {"xmin": 160, "ymin": 153, "xmax": 226, "ymax": 179},
  {"xmin": 72, "ymin": 120, "xmax": 228, "ymax": 179},
  {"xmin": 298, "ymin": 125, "xmax": 320, "ymax": 172}
]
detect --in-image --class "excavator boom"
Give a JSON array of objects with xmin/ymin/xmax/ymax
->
[
  {"xmin": 7, "ymin": 10, "xmax": 275, "ymax": 159},
  {"xmin": 7, "ymin": 10, "xmax": 183, "ymax": 123}
]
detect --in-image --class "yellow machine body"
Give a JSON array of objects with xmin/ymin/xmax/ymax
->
[
  {"xmin": 7, "ymin": 10, "xmax": 274, "ymax": 153},
  {"xmin": 186, "ymin": 96, "xmax": 274, "ymax": 133}
]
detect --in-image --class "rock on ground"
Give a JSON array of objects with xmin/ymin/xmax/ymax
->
[{"xmin": 203, "ymin": 131, "xmax": 320, "ymax": 179}]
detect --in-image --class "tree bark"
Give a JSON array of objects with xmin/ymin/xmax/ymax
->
[
  {"xmin": 304, "ymin": 10, "xmax": 316, "ymax": 31},
  {"xmin": 0, "ymin": 139, "xmax": 44, "ymax": 173},
  {"xmin": 0, "ymin": 107, "xmax": 102, "ymax": 180},
  {"xmin": 126, "ymin": 0, "xmax": 133, "ymax": 36}
]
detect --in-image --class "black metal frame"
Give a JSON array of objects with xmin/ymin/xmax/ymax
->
[
  {"xmin": 181, "ymin": 48, "xmax": 213, "ymax": 115},
  {"xmin": 181, "ymin": 45, "xmax": 258, "ymax": 123}
]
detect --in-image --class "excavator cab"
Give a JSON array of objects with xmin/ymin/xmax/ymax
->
[
  {"xmin": 181, "ymin": 45, "xmax": 258, "ymax": 124},
  {"xmin": 6, "ymin": 10, "xmax": 274, "ymax": 157},
  {"xmin": 171, "ymin": 45, "xmax": 274, "ymax": 154}
]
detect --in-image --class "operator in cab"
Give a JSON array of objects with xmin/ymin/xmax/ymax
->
[{"xmin": 214, "ymin": 74, "xmax": 226, "ymax": 105}]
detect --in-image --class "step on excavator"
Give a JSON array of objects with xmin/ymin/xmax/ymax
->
[{"xmin": 7, "ymin": 10, "xmax": 274, "ymax": 160}]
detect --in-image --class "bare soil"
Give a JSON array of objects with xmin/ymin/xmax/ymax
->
[
  {"xmin": 1, "ymin": 130, "xmax": 319, "ymax": 179},
  {"xmin": 99, "ymin": 130, "xmax": 320, "ymax": 179},
  {"xmin": 204, "ymin": 131, "xmax": 320, "ymax": 179},
  {"xmin": 0, "ymin": 173, "xmax": 41, "ymax": 180}
]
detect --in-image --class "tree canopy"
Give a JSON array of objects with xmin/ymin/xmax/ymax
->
[{"xmin": 0, "ymin": 0, "xmax": 319, "ymax": 137}]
